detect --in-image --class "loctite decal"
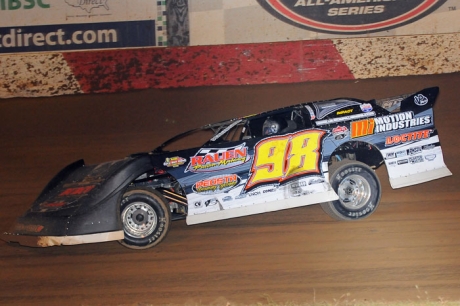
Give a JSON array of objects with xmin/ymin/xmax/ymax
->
[
  {"xmin": 385, "ymin": 129, "xmax": 432, "ymax": 146},
  {"xmin": 186, "ymin": 144, "xmax": 250, "ymax": 173},
  {"xmin": 246, "ymin": 129, "xmax": 325, "ymax": 190}
]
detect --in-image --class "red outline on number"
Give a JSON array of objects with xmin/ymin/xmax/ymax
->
[{"xmin": 267, "ymin": 0, "xmax": 438, "ymax": 32}]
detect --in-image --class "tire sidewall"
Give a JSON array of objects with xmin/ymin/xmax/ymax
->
[
  {"xmin": 120, "ymin": 189, "xmax": 169, "ymax": 249},
  {"xmin": 329, "ymin": 162, "xmax": 381, "ymax": 220}
]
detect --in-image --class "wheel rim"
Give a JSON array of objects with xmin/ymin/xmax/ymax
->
[
  {"xmin": 337, "ymin": 174, "xmax": 371, "ymax": 210},
  {"xmin": 121, "ymin": 201, "xmax": 157, "ymax": 238}
]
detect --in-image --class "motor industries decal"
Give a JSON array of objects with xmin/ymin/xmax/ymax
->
[
  {"xmin": 257, "ymin": 0, "xmax": 448, "ymax": 34},
  {"xmin": 245, "ymin": 129, "xmax": 326, "ymax": 191},
  {"xmin": 351, "ymin": 111, "xmax": 432, "ymax": 139},
  {"xmin": 186, "ymin": 144, "xmax": 250, "ymax": 173}
]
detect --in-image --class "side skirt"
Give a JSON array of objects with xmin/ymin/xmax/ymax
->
[{"xmin": 186, "ymin": 190, "xmax": 339, "ymax": 225}]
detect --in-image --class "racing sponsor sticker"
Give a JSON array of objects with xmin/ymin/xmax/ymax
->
[
  {"xmin": 186, "ymin": 144, "xmax": 250, "ymax": 173},
  {"xmin": 409, "ymin": 155, "xmax": 424, "ymax": 164},
  {"xmin": 192, "ymin": 174, "xmax": 241, "ymax": 195},
  {"xmin": 256, "ymin": 0, "xmax": 447, "ymax": 34},
  {"xmin": 360, "ymin": 103, "xmax": 373, "ymax": 113},
  {"xmin": 425, "ymin": 154, "xmax": 437, "ymax": 161},
  {"xmin": 385, "ymin": 129, "xmax": 432, "ymax": 146},
  {"xmin": 408, "ymin": 147, "xmax": 422, "ymax": 156},
  {"xmin": 351, "ymin": 111, "xmax": 432, "ymax": 138},
  {"xmin": 414, "ymin": 94, "xmax": 429, "ymax": 106},
  {"xmin": 164, "ymin": 156, "xmax": 186, "ymax": 167},
  {"xmin": 332, "ymin": 125, "xmax": 349, "ymax": 140},
  {"xmin": 245, "ymin": 129, "xmax": 326, "ymax": 191}
]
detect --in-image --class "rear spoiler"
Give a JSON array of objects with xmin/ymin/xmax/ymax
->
[{"xmin": 375, "ymin": 87, "xmax": 439, "ymax": 114}]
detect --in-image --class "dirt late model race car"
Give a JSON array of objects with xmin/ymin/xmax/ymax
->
[{"xmin": 2, "ymin": 87, "xmax": 452, "ymax": 249}]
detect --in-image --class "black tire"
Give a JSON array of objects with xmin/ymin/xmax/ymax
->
[
  {"xmin": 119, "ymin": 188, "xmax": 171, "ymax": 249},
  {"xmin": 321, "ymin": 160, "xmax": 381, "ymax": 221}
]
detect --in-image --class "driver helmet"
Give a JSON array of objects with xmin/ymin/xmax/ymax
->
[{"xmin": 262, "ymin": 118, "xmax": 281, "ymax": 136}]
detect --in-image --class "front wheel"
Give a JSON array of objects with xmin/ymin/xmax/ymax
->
[
  {"xmin": 119, "ymin": 188, "xmax": 171, "ymax": 249},
  {"xmin": 321, "ymin": 160, "xmax": 381, "ymax": 221}
]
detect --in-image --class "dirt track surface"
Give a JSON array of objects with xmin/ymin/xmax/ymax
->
[{"xmin": 1, "ymin": 74, "xmax": 459, "ymax": 305}]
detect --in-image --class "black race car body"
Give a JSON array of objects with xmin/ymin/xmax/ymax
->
[{"xmin": 2, "ymin": 87, "xmax": 452, "ymax": 249}]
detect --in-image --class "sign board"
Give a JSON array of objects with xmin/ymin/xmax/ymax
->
[
  {"xmin": 0, "ymin": 0, "xmax": 161, "ymax": 53},
  {"xmin": 257, "ymin": 0, "xmax": 448, "ymax": 34}
]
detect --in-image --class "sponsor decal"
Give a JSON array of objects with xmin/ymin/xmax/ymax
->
[
  {"xmin": 164, "ymin": 156, "xmax": 186, "ymax": 168},
  {"xmin": 408, "ymin": 147, "xmax": 422, "ymax": 156},
  {"xmin": 246, "ymin": 129, "xmax": 326, "ymax": 191},
  {"xmin": 425, "ymin": 154, "xmax": 437, "ymax": 161},
  {"xmin": 351, "ymin": 118, "xmax": 375, "ymax": 138},
  {"xmin": 396, "ymin": 150, "xmax": 407, "ymax": 158},
  {"xmin": 257, "ymin": 0, "xmax": 447, "ymax": 34},
  {"xmin": 385, "ymin": 152, "xmax": 396, "ymax": 159},
  {"xmin": 351, "ymin": 112, "xmax": 432, "ymax": 138},
  {"xmin": 385, "ymin": 129, "xmax": 432, "ymax": 146},
  {"xmin": 222, "ymin": 196, "xmax": 233, "ymax": 202},
  {"xmin": 388, "ymin": 161, "xmax": 397, "ymax": 167},
  {"xmin": 291, "ymin": 181, "xmax": 307, "ymax": 188},
  {"xmin": 414, "ymin": 94, "xmax": 429, "ymax": 106},
  {"xmin": 397, "ymin": 159, "xmax": 409, "ymax": 165},
  {"xmin": 360, "ymin": 103, "xmax": 373, "ymax": 113},
  {"xmin": 314, "ymin": 99, "xmax": 362, "ymax": 120},
  {"xmin": 59, "ymin": 185, "xmax": 95, "ymax": 196},
  {"xmin": 204, "ymin": 199, "xmax": 218, "ymax": 207},
  {"xmin": 374, "ymin": 112, "xmax": 431, "ymax": 133},
  {"xmin": 422, "ymin": 144, "xmax": 435, "ymax": 150},
  {"xmin": 309, "ymin": 177, "xmax": 325, "ymax": 185},
  {"xmin": 194, "ymin": 201, "xmax": 202, "ymax": 208},
  {"xmin": 192, "ymin": 174, "xmax": 241, "ymax": 195},
  {"xmin": 332, "ymin": 125, "xmax": 349, "ymax": 140},
  {"xmin": 409, "ymin": 155, "xmax": 424, "ymax": 164},
  {"xmin": 337, "ymin": 109, "xmax": 353, "ymax": 115},
  {"xmin": 186, "ymin": 144, "xmax": 250, "ymax": 173}
]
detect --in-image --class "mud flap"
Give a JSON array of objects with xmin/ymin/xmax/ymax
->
[{"xmin": 383, "ymin": 135, "xmax": 452, "ymax": 189}]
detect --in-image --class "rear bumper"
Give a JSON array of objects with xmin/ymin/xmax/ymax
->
[{"xmin": 1, "ymin": 230, "xmax": 124, "ymax": 247}]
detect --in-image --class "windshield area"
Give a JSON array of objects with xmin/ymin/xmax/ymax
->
[
  {"xmin": 154, "ymin": 119, "xmax": 249, "ymax": 152},
  {"xmin": 153, "ymin": 107, "xmax": 311, "ymax": 153}
]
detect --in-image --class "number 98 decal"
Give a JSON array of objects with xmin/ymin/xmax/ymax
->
[{"xmin": 245, "ymin": 129, "xmax": 326, "ymax": 191}]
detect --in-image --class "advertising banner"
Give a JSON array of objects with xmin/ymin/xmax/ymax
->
[
  {"xmin": 0, "ymin": 0, "xmax": 161, "ymax": 53},
  {"xmin": 189, "ymin": 0, "xmax": 460, "ymax": 45}
]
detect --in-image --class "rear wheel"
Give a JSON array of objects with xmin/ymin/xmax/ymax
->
[
  {"xmin": 321, "ymin": 160, "xmax": 381, "ymax": 221},
  {"xmin": 119, "ymin": 188, "xmax": 171, "ymax": 249}
]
